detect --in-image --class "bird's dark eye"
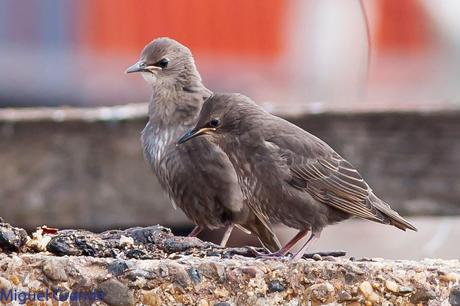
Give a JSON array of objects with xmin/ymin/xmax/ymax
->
[
  {"xmin": 209, "ymin": 118, "xmax": 221, "ymax": 128},
  {"xmin": 154, "ymin": 58, "xmax": 169, "ymax": 69}
]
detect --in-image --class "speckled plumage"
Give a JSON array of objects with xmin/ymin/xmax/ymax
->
[
  {"xmin": 179, "ymin": 93, "xmax": 417, "ymax": 259},
  {"xmin": 127, "ymin": 38, "xmax": 280, "ymax": 251}
]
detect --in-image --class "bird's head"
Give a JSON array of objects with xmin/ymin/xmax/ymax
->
[
  {"xmin": 125, "ymin": 37, "xmax": 200, "ymax": 87},
  {"xmin": 177, "ymin": 93, "xmax": 255, "ymax": 145}
]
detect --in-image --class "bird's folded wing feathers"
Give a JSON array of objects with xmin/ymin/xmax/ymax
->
[
  {"xmin": 287, "ymin": 150, "xmax": 417, "ymax": 231},
  {"xmin": 260, "ymin": 115, "xmax": 416, "ymax": 230},
  {"xmin": 289, "ymin": 152, "xmax": 385, "ymax": 222}
]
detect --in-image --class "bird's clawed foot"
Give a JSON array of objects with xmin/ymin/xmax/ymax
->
[
  {"xmin": 245, "ymin": 246, "xmax": 289, "ymax": 259},
  {"xmin": 246, "ymin": 247, "xmax": 346, "ymax": 260}
]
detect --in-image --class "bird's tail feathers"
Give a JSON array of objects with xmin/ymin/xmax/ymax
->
[
  {"xmin": 370, "ymin": 194, "xmax": 417, "ymax": 232},
  {"xmin": 239, "ymin": 210, "xmax": 281, "ymax": 252}
]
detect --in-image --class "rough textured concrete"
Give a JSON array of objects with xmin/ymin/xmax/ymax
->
[
  {"xmin": 0, "ymin": 222, "xmax": 458, "ymax": 306},
  {"xmin": 2, "ymin": 254, "xmax": 459, "ymax": 306},
  {"xmin": 0, "ymin": 105, "xmax": 459, "ymax": 231}
]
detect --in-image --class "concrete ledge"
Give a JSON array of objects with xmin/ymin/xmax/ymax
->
[
  {"xmin": 0, "ymin": 103, "xmax": 149, "ymax": 122},
  {"xmin": 0, "ymin": 223, "xmax": 459, "ymax": 305}
]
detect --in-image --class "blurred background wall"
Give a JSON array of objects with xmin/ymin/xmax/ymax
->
[
  {"xmin": 1, "ymin": 0, "xmax": 460, "ymax": 260},
  {"xmin": 1, "ymin": 0, "xmax": 460, "ymax": 110}
]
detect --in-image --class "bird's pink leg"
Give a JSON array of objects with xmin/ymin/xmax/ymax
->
[
  {"xmin": 292, "ymin": 233, "xmax": 317, "ymax": 261},
  {"xmin": 251, "ymin": 228, "xmax": 310, "ymax": 258},
  {"xmin": 219, "ymin": 224, "xmax": 234, "ymax": 247},
  {"xmin": 188, "ymin": 225, "xmax": 203, "ymax": 237}
]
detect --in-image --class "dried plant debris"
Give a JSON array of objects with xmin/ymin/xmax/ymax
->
[
  {"xmin": 46, "ymin": 226, "xmax": 175, "ymax": 258},
  {"xmin": 1, "ymin": 222, "xmax": 343, "ymax": 260}
]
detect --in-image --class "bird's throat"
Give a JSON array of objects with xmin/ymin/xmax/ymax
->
[{"xmin": 149, "ymin": 82, "xmax": 210, "ymax": 127}]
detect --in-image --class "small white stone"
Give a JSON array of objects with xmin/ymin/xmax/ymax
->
[
  {"xmin": 385, "ymin": 280, "xmax": 399, "ymax": 293},
  {"xmin": 360, "ymin": 281, "xmax": 380, "ymax": 303},
  {"xmin": 119, "ymin": 235, "xmax": 135, "ymax": 247}
]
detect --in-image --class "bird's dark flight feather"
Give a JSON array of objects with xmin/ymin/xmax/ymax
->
[
  {"xmin": 269, "ymin": 125, "xmax": 416, "ymax": 232},
  {"xmin": 270, "ymin": 134, "xmax": 417, "ymax": 232}
]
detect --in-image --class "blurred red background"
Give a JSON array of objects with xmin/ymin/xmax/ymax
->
[
  {"xmin": 0, "ymin": 0, "xmax": 459, "ymax": 110},
  {"xmin": 77, "ymin": 0, "xmax": 285, "ymax": 58}
]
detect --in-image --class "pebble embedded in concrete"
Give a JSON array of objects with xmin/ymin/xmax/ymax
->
[
  {"xmin": 267, "ymin": 280, "xmax": 285, "ymax": 293},
  {"xmin": 42, "ymin": 258, "xmax": 68, "ymax": 281},
  {"xmin": 107, "ymin": 259, "xmax": 130, "ymax": 277},
  {"xmin": 384, "ymin": 280, "xmax": 399, "ymax": 293},
  {"xmin": 450, "ymin": 286, "xmax": 460, "ymax": 306},
  {"xmin": 98, "ymin": 278, "xmax": 134, "ymax": 306},
  {"xmin": 308, "ymin": 282, "xmax": 335, "ymax": 303},
  {"xmin": 359, "ymin": 281, "xmax": 381, "ymax": 303}
]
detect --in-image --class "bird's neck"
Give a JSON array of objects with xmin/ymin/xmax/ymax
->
[
  {"xmin": 149, "ymin": 78, "xmax": 211, "ymax": 128},
  {"xmin": 216, "ymin": 136, "xmax": 257, "ymax": 187},
  {"xmin": 217, "ymin": 127, "xmax": 265, "ymax": 174}
]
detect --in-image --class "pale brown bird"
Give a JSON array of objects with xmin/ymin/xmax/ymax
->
[
  {"xmin": 126, "ymin": 38, "xmax": 280, "ymax": 251},
  {"xmin": 178, "ymin": 93, "xmax": 417, "ymax": 260}
]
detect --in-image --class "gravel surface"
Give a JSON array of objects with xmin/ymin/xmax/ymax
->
[{"xmin": 0, "ymin": 222, "xmax": 459, "ymax": 305}]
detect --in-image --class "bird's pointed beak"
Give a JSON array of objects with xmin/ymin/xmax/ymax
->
[
  {"xmin": 125, "ymin": 60, "xmax": 146, "ymax": 74},
  {"xmin": 177, "ymin": 128, "xmax": 216, "ymax": 145}
]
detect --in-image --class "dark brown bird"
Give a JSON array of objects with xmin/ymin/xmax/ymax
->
[
  {"xmin": 125, "ymin": 38, "xmax": 280, "ymax": 251},
  {"xmin": 178, "ymin": 93, "xmax": 417, "ymax": 260}
]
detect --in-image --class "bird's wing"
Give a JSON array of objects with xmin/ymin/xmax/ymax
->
[
  {"xmin": 264, "ymin": 123, "xmax": 416, "ymax": 231},
  {"xmin": 289, "ymin": 151, "xmax": 384, "ymax": 222}
]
